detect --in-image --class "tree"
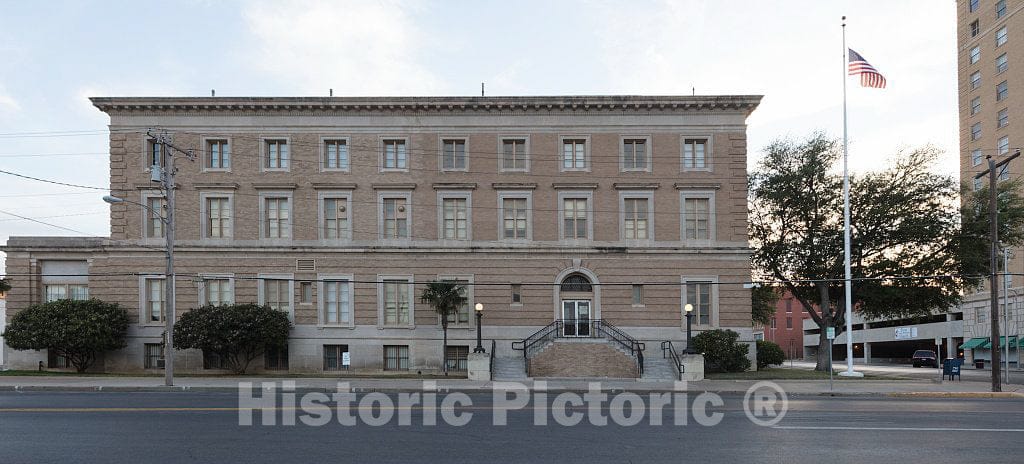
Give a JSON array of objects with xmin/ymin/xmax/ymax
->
[
  {"xmin": 749, "ymin": 133, "xmax": 1015, "ymax": 371},
  {"xmin": 756, "ymin": 340, "xmax": 785, "ymax": 369},
  {"xmin": 958, "ymin": 179, "xmax": 1024, "ymax": 280},
  {"xmin": 692, "ymin": 329, "xmax": 751, "ymax": 373},
  {"xmin": 420, "ymin": 280, "xmax": 468, "ymax": 374},
  {"xmin": 173, "ymin": 303, "xmax": 291, "ymax": 374},
  {"xmin": 2, "ymin": 299, "xmax": 129, "ymax": 372},
  {"xmin": 751, "ymin": 285, "xmax": 779, "ymax": 326}
]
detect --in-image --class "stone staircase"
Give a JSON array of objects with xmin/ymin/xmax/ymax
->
[
  {"xmin": 641, "ymin": 353, "xmax": 680, "ymax": 381},
  {"xmin": 491, "ymin": 356, "xmax": 529, "ymax": 381},
  {"xmin": 528, "ymin": 338, "xmax": 640, "ymax": 378}
]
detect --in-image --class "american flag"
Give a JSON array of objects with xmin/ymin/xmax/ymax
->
[{"xmin": 848, "ymin": 49, "xmax": 886, "ymax": 89}]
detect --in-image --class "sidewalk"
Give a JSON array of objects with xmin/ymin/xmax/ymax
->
[{"xmin": 0, "ymin": 374, "xmax": 1021, "ymax": 397}]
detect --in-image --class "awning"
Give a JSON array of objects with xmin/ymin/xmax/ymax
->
[
  {"xmin": 979, "ymin": 336, "xmax": 1017, "ymax": 349},
  {"xmin": 960, "ymin": 337, "xmax": 989, "ymax": 350}
]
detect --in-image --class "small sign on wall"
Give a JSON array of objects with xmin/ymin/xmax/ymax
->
[
  {"xmin": 342, "ymin": 352, "xmax": 351, "ymax": 366},
  {"xmin": 895, "ymin": 327, "xmax": 918, "ymax": 340}
]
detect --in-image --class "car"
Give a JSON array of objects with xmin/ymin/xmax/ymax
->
[{"xmin": 912, "ymin": 350, "xmax": 939, "ymax": 368}]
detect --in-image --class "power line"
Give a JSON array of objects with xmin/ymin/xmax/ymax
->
[{"xmin": 0, "ymin": 169, "xmax": 107, "ymax": 190}]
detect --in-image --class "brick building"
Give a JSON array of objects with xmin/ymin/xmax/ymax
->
[
  {"xmin": 2, "ymin": 95, "xmax": 761, "ymax": 375},
  {"xmin": 764, "ymin": 291, "xmax": 813, "ymax": 359}
]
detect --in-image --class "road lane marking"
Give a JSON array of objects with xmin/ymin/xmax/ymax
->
[{"xmin": 774, "ymin": 425, "xmax": 1024, "ymax": 433}]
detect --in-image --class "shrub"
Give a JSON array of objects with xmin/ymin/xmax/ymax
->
[
  {"xmin": 692, "ymin": 329, "xmax": 751, "ymax": 373},
  {"xmin": 173, "ymin": 303, "xmax": 292, "ymax": 374},
  {"xmin": 2, "ymin": 298, "xmax": 129, "ymax": 372},
  {"xmin": 756, "ymin": 340, "xmax": 786, "ymax": 369}
]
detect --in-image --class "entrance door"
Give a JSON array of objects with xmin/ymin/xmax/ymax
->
[{"xmin": 561, "ymin": 300, "xmax": 591, "ymax": 337}]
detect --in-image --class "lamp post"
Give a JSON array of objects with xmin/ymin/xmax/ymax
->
[
  {"xmin": 684, "ymin": 303, "xmax": 695, "ymax": 354},
  {"xmin": 104, "ymin": 192, "xmax": 175, "ymax": 387},
  {"xmin": 473, "ymin": 303, "xmax": 485, "ymax": 353}
]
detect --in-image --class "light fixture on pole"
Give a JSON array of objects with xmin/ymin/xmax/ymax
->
[
  {"xmin": 473, "ymin": 303, "xmax": 485, "ymax": 353},
  {"xmin": 684, "ymin": 303, "xmax": 695, "ymax": 354}
]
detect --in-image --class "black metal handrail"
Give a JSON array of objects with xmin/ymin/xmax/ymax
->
[
  {"xmin": 489, "ymin": 339, "xmax": 496, "ymax": 381},
  {"xmin": 513, "ymin": 319, "xmax": 646, "ymax": 376},
  {"xmin": 661, "ymin": 341, "xmax": 685, "ymax": 380}
]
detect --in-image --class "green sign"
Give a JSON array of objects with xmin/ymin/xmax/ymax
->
[{"xmin": 826, "ymin": 327, "xmax": 836, "ymax": 340}]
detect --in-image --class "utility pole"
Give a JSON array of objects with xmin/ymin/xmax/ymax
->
[
  {"xmin": 148, "ymin": 129, "xmax": 194, "ymax": 387},
  {"xmin": 975, "ymin": 150, "xmax": 1020, "ymax": 392}
]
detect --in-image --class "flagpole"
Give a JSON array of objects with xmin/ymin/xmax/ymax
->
[{"xmin": 840, "ymin": 16, "xmax": 862, "ymax": 377}]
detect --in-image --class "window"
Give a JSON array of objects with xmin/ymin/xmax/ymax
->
[
  {"xmin": 786, "ymin": 317, "xmax": 793, "ymax": 330},
  {"xmin": 623, "ymin": 197, "xmax": 650, "ymax": 240},
  {"xmin": 323, "ymin": 197, "xmax": 349, "ymax": 239},
  {"xmin": 770, "ymin": 318, "xmax": 776, "ymax": 329},
  {"xmin": 785, "ymin": 299, "xmax": 793, "ymax": 313},
  {"xmin": 970, "ymin": 0, "xmax": 979, "ymax": 12},
  {"xmin": 382, "ymin": 279, "xmax": 411, "ymax": 326},
  {"xmin": 972, "ymin": 149, "xmax": 984, "ymax": 166},
  {"xmin": 970, "ymin": 45, "xmax": 981, "ymax": 64},
  {"xmin": 971, "ymin": 20, "xmax": 980, "ymax": 37},
  {"xmin": 1000, "ymin": 164, "xmax": 1010, "ymax": 181},
  {"xmin": 382, "ymin": 139, "xmax": 408, "ymax": 170},
  {"xmin": 264, "ymin": 197, "xmax": 290, "ymax": 239},
  {"xmin": 264, "ymin": 139, "xmax": 289, "ymax": 170},
  {"xmin": 999, "ymin": 108, "xmax": 1009, "ymax": 128},
  {"xmin": 203, "ymin": 278, "xmax": 232, "ymax": 306},
  {"xmin": 683, "ymin": 197, "xmax": 711, "ymax": 240},
  {"xmin": 382, "ymin": 197, "xmax": 409, "ymax": 239},
  {"xmin": 48, "ymin": 351, "xmax": 71, "ymax": 369},
  {"xmin": 501, "ymin": 138, "xmax": 527, "ymax": 171},
  {"xmin": 997, "ymin": 0, "xmax": 1007, "ymax": 17},
  {"xmin": 997, "ymin": 53, "xmax": 1008, "ymax": 73},
  {"xmin": 996, "ymin": 26, "xmax": 1008, "ymax": 47},
  {"xmin": 971, "ymin": 71, "xmax": 981, "ymax": 90},
  {"xmin": 205, "ymin": 197, "xmax": 231, "ymax": 239},
  {"xmin": 563, "ymin": 198, "xmax": 589, "ymax": 240},
  {"xmin": 974, "ymin": 177, "xmax": 984, "ymax": 191},
  {"xmin": 147, "ymin": 139, "xmax": 164, "ymax": 169},
  {"xmin": 632, "ymin": 284, "xmax": 644, "ymax": 306},
  {"xmin": 145, "ymin": 196, "xmax": 166, "ymax": 238},
  {"xmin": 511, "ymin": 284, "xmax": 522, "ymax": 305},
  {"xmin": 323, "ymin": 344, "xmax": 350, "ymax": 371},
  {"xmin": 978, "ymin": 308, "xmax": 987, "ymax": 323},
  {"xmin": 440, "ymin": 279, "xmax": 471, "ymax": 325},
  {"xmin": 685, "ymin": 282, "xmax": 712, "ymax": 325},
  {"xmin": 203, "ymin": 350, "xmax": 226, "ymax": 370},
  {"xmin": 683, "ymin": 138, "xmax": 708, "ymax": 169},
  {"xmin": 445, "ymin": 346, "xmax": 469, "ymax": 372},
  {"xmin": 999, "ymin": 136, "xmax": 1010, "ymax": 155},
  {"xmin": 206, "ymin": 139, "xmax": 229, "ymax": 170},
  {"xmin": 264, "ymin": 344, "xmax": 288, "ymax": 371},
  {"xmin": 144, "ymin": 278, "xmax": 165, "ymax": 323},
  {"xmin": 501, "ymin": 196, "xmax": 529, "ymax": 240},
  {"xmin": 622, "ymin": 138, "xmax": 649, "ymax": 170},
  {"xmin": 384, "ymin": 345, "xmax": 410, "ymax": 371},
  {"xmin": 972, "ymin": 122, "xmax": 982, "ymax": 141},
  {"xmin": 299, "ymin": 282, "xmax": 313, "ymax": 304},
  {"xmin": 44, "ymin": 284, "xmax": 88, "ymax": 302},
  {"xmin": 441, "ymin": 197, "xmax": 469, "ymax": 240},
  {"xmin": 323, "ymin": 139, "xmax": 349, "ymax": 171},
  {"xmin": 560, "ymin": 274, "xmax": 593, "ymax": 292},
  {"xmin": 562, "ymin": 139, "xmax": 587, "ymax": 170},
  {"xmin": 144, "ymin": 344, "xmax": 164, "ymax": 369},
  {"xmin": 997, "ymin": 80, "xmax": 1008, "ymax": 101},
  {"xmin": 322, "ymin": 279, "xmax": 353, "ymax": 325},
  {"xmin": 971, "ymin": 96, "xmax": 981, "ymax": 115},
  {"xmin": 262, "ymin": 278, "xmax": 292, "ymax": 314},
  {"xmin": 441, "ymin": 139, "xmax": 467, "ymax": 170}
]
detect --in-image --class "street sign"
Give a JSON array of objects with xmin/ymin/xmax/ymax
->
[
  {"xmin": 827, "ymin": 327, "xmax": 835, "ymax": 340},
  {"xmin": 935, "ymin": 337, "xmax": 943, "ymax": 345}
]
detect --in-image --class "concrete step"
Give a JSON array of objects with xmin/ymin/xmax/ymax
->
[
  {"xmin": 491, "ymin": 356, "xmax": 528, "ymax": 381},
  {"xmin": 641, "ymin": 355, "xmax": 680, "ymax": 382}
]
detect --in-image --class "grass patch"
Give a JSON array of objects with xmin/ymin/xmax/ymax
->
[{"xmin": 706, "ymin": 367, "xmax": 898, "ymax": 380}]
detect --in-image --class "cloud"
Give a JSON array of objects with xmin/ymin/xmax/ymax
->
[
  {"xmin": 242, "ymin": 0, "xmax": 444, "ymax": 96},
  {"xmin": 0, "ymin": 85, "xmax": 20, "ymax": 113}
]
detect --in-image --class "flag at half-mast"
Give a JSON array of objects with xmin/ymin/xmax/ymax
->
[{"xmin": 848, "ymin": 49, "xmax": 886, "ymax": 88}]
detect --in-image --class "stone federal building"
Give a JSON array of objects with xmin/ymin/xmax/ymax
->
[{"xmin": 2, "ymin": 95, "xmax": 760, "ymax": 376}]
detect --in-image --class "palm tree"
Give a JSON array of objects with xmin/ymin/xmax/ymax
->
[{"xmin": 420, "ymin": 280, "xmax": 468, "ymax": 374}]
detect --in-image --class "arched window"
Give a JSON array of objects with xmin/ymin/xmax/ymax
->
[{"xmin": 560, "ymin": 274, "xmax": 592, "ymax": 293}]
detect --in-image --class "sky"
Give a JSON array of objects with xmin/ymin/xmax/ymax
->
[{"xmin": 0, "ymin": 0, "xmax": 959, "ymax": 272}]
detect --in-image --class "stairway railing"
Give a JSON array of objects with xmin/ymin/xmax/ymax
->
[
  {"xmin": 512, "ymin": 319, "xmax": 646, "ymax": 376},
  {"xmin": 489, "ymin": 339, "xmax": 496, "ymax": 381},
  {"xmin": 660, "ymin": 341, "xmax": 685, "ymax": 380}
]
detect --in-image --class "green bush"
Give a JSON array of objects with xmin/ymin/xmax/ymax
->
[
  {"xmin": 2, "ymin": 298, "xmax": 129, "ymax": 372},
  {"xmin": 173, "ymin": 303, "xmax": 292, "ymax": 374},
  {"xmin": 756, "ymin": 340, "xmax": 785, "ymax": 369},
  {"xmin": 692, "ymin": 329, "xmax": 751, "ymax": 373}
]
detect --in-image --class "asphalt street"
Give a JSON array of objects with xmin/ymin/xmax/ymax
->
[{"xmin": 0, "ymin": 391, "xmax": 1021, "ymax": 463}]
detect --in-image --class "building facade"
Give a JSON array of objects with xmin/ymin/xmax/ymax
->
[
  {"xmin": 957, "ymin": 0, "xmax": 1024, "ymax": 367},
  {"xmin": 802, "ymin": 310, "xmax": 963, "ymax": 363},
  {"xmin": 2, "ymin": 95, "xmax": 760, "ymax": 374},
  {"xmin": 763, "ymin": 291, "xmax": 813, "ymax": 359}
]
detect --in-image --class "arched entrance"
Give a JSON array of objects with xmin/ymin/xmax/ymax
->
[{"xmin": 559, "ymin": 273, "xmax": 594, "ymax": 337}]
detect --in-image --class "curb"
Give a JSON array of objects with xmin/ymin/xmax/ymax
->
[{"xmin": 887, "ymin": 391, "xmax": 1024, "ymax": 399}]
